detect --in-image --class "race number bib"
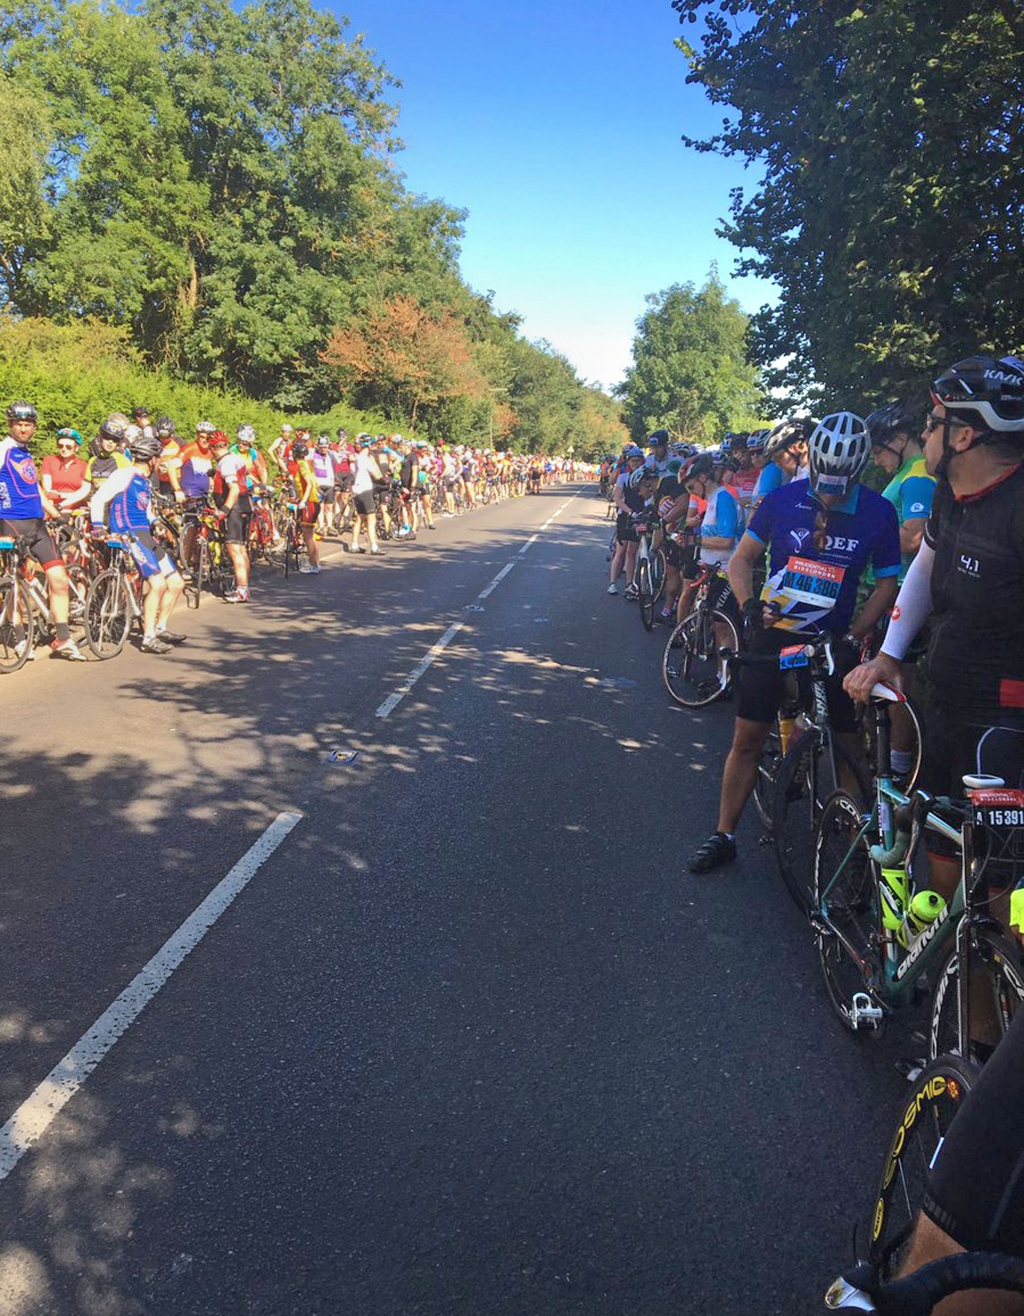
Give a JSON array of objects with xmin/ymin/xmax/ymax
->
[{"xmin": 779, "ymin": 556, "xmax": 845, "ymax": 611}]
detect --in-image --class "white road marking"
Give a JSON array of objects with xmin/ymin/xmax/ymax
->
[
  {"xmin": 477, "ymin": 562, "xmax": 516, "ymax": 600},
  {"xmin": 518, "ymin": 535, "xmax": 539, "ymax": 556},
  {"xmin": 375, "ymin": 622, "xmax": 465, "ymax": 719},
  {"xmin": 0, "ymin": 811, "xmax": 303, "ymax": 1182}
]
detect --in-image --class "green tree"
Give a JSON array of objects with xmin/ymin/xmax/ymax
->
[
  {"xmin": 672, "ymin": 0, "xmax": 1024, "ymax": 407},
  {"xmin": 618, "ymin": 271, "xmax": 762, "ymax": 442}
]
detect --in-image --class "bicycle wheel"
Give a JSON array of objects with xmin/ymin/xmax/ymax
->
[
  {"xmin": 0, "ymin": 574, "xmax": 34, "ymax": 673},
  {"xmin": 814, "ymin": 790, "xmax": 885, "ymax": 1033},
  {"xmin": 284, "ymin": 528, "xmax": 301, "ymax": 578},
  {"xmin": 930, "ymin": 928, "xmax": 1024, "ymax": 1064},
  {"xmin": 637, "ymin": 559, "xmax": 655, "ymax": 632},
  {"xmin": 867, "ymin": 1053, "xmax": 979, "ymax": 1279},
  {"xmin": 660, "ymin": 609, "xmax": 738, "ymax": 708},
  {"xmin": 85, "ymin": 569, "xmax": 131, "ymax": 658},
  {"xmin": 774, "ymin": 731, "xmax": 871, "ymax": 914},
  {"xmin": 752, "ymin": 722, "xmax": 783, "ymax": 833},
  {"xmin": 185, "ymin": 538, "xmax": 208, "ymax": 608}
]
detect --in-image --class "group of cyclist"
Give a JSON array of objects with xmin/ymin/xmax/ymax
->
[
  {"xmin": 604, "ymin": 353, "xmax": 1024, "ymax": 1309},
  {"xmin": 0, "ymin": 402, "xmax": 585, "ymax": 660}
]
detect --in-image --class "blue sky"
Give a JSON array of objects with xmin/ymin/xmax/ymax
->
[{"xmin": 335, "ymin": 0, "xmax": 775, "ymax": 393}]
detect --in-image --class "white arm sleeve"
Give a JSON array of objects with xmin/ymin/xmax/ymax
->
[{"xmin": 880, "ymin": 540, "xmax": 935, "ymax": 661}]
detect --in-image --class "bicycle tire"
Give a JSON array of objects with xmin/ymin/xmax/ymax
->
[
  {"xmin": 660, "ymin": 608, "xmax": 738, "ymax": 708},
  {"xmin": 185, "ymin": 538, "xmax": 208, "ymax": 608},
  {"xmin": 637, "ymin": 559, "xmax": 655, "ymax": 632},
  {"xmin": 85, "ymin": 569, "xmax": 131, "ymax": 659},
  {"xmin": 929, "ymin": 927, "xmax": 1024, "ymax": 1064},
  {"xmin": 867, "ymin": 1053, "xmax": 980, "ymax": 1280},
  {"xmin": 814, "ymin": 790, "xmax": 886, "ymax": 1034},
  {"xmin": 753, "ymin": 722, "xmax": 783, "ymax": 834},
  {"xmin": 774, "ymin": 730, "xmax": 872, "ymax": 914},
  {"xmin": 650, "ymin": 548, "xmax": 666, "ymax": 604},
  {"xmin": 284, "ymin": 528, "xmax": 301, "ymax": 578},
  {"xmin": 0, "ymin": 574, "xmax": 34, "ymax": 673}
]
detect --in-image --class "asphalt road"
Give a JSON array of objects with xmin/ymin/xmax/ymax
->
[{"xmin": 0, "ymin": 488, "xmax": 915, "ymax": 1316}]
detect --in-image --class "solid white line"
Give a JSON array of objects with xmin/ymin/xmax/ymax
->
[
  {"xmin": 477, "ymin": 562, "xmax": 516, "ymax": 600},
  {"xmin": 375, "ymin": 621, "xmax": 465, "ymax": 719},
  {"xmin": 518, "ymin": 534, "xmax": 539, "ymax": 556},
  {"xmin": 0, "ymin": 811, "xmax": 303, "ymax": 1182}
]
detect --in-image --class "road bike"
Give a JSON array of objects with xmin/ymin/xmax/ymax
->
[
  {"xmin": 183, "ymin": 505, "xmax": 234, "ymax": 605},
  {"xmin": 632, "ymin": 514, "xmax": 666, "ymax": 632},
  {"xmin": 811, "ymin": 683, "xmax": 1024, "ymax": 1057},
  {"xmin": 0, "ymin": 532, "xmax": 89, "ymax": 671},
  {"xmin": 84, "ymin": 534, "xmax": 147, "ymax": 658},
  {"xmin": 660, "ymin": 561, "xmax": 739, "ymax": 706}
]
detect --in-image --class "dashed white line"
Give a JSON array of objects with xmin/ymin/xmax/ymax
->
[
  {"xmin": 375, "ymin": 622, "xmax": 465, "ymax": 719},
  {"xmin": 0, "ymin": 811, "xmax": 303, "ymax": 1182},
  {"xmin": 478, "ymin": 562, "xmax": 516, "ymax": 600},
  {"xmin": 518, "ymin": 534, "xmax": 539, "ymax": 556}
]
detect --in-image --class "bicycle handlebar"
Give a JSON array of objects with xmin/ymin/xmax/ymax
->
[{"xmin": 827, "ymin": 1252, "xmax": 1024, "ymax": 1314}]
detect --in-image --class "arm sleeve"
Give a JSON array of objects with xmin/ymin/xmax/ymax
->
[
  {"xmin": 880, "ymin": 541, "xmax": 935, "ymax": 660},
  {"xmin": 900, "ymin": 475, "xmax": 935, "ymax": 522}
]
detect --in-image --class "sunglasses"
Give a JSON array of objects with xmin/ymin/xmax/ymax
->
[
  {"xmin": 923, "ymin": 412, "xmax": 969, "ymax": 435},
  {"xmin": 57, "ymin": 441, "xmax": 77, "ymax": 449}
]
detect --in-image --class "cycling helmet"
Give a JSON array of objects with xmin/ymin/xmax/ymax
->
[
  {"xmin": 316, "ymin": 434, "xmax": 330, "ymax": 445},
  {"xmin": 237, "ymin": 424, "xmax": 256, "ymax": 445},
  {"xmin": 124, "ymin": 424, "xmax": 142, "ymax": 445},
  {"xmin": 281, "ymin": 423, "xmax": 293, "ymax": 434},
  {"xmin": 209, "ymin": 430, "xmax": 230, "ymax": 447},
  {"xmin": 931, "ymin": 355, "xmax": 1024, "ymax": 434},
  {"xmin": 99, "ymin": 417, "xmax": 126, "ymax": 442},
  {"xmin": 336, "ymin": 427, "xmax": 348, "ymax": 439},
  {"xmin": 195, "ymin": 420, "xmax": 216, "ymax": 434},
  {"xmin": 155, "ymin": 415, "xmax": 176, "ymax": 438},
  {"xmin": 721, "ymin": 432, "xmax": 739, "ymax": 453},
  {"xmin": 807, "ymin": 412, "xmax": 871, "ymax": 495},
  {"xmin": 745, "ymin": 427, "xmax": 770, "ymax": 454},
  {"xmin": 681, "ymin": 453, "xmax": 716, "ymax": 484},
  {"xmin": 131, "ymin": 431, "xmax": 162, "ymax": 461},
  {"xmin": 865, "ymin": 401, "xmax": 919, "ymax": 448},
  {"xmin": 132, "ymin": 405, "xmax": 150, "ymax": 420},
  {"xmin": 6, "ymin": 400, "xmax": 37, "ymax": 423},
  {"xmin": 646, "ymin": 428, "xmax": 670, "ymax": 449},
  {"xmin": 624, "ymin": 444, "xmax": 644, "ymax": 460},
  {"xmin": 627, "ymin": 463, "xmax": 656, "ymax": 489},
  {"xmin": 56, "ymin": 427, "xmax": 82, "ymax": 445},
  {"xmin": 291, "ymin": 440, "xmax": 309, "ymax": 459},
  {"xmin": 763, "ymin": 416, "xmax": 816, "ymax": 460}
]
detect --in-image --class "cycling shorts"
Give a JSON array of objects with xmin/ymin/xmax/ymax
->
[
  {"xmin": 223, "ymin": 500, "xmax": 251, "ymax": 545},
  {"xmin": 662, "ymin": 536, "xmax": 687, "ymax": 570},
  {"xmin": 122, "ymin": 530, "xmax": 177, "ymax": 581},
  {"xmin": 1, "ymin": 518, "xmax": 62, "ymax": 571},
  {"xmin": 300, "ymin": 502, "xmax": 318, "ymax": 527},
  {"xmin": 736, "ymin": 627, "xmax": 859, "ymax": 731},
  {"xmin": 335, "ymin": 474, "xmax": 354, "ymax": 493},
  {"xmin": 924, "ymin": 1005, "xmax": 1024, "ymax": 1256},
  {"xmin": 353, "ymin": 491, "xmax": 375, "ymax": 518}
]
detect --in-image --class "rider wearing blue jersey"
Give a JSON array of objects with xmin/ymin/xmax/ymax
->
[
  {"xmin": 689, "ymin": 413, "xmax": 900, "ymax": 873},
  {"xmin": 0, "ymin": 400, "xmax": 86, "ymax": 660},
  {"xmin": 90, "ymin": 430, "xmax": 186, "ymax": 654}
]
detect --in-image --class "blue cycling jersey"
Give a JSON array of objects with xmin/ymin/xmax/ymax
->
[
  {"xmin": 0, "ymin": 438, "xmax": 44, "ymax": 519},
  {"xmin": 752, "ymin": 461, "xmax": 784, "ymax": 503},
  {"xmin": 746, "ymin": 478, "xmax": 900, "ymax": 634}
]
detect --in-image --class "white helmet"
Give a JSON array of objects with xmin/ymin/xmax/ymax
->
[{"xmin": 808, "ymin": 412, "xmax": 871, "ymax": 496}]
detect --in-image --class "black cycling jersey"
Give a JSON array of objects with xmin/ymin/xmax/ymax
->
[{"xmin": 924, "ymin": 462, "xmax": 1024, "ymax": 715}]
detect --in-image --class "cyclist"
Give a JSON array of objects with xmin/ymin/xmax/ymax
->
[
  {"xmin": 40, "ymin": 428, "xmax": 88, "ymax": 510},
  {"xmin": 89, "ymin": 428, "xmax": 186, "ymax": 654},
  {"xmin": 268, "ymin": 422, "xmax": 293, "ymax": 475},
  {"xmin": 289, "ymin": 438, "xmax": 321, "ymax": 573},
  {"xmin": 845, "ymin": 355, "xmax": 1024, "ymax": 896},
  {"xmin": 0, "ymin": 401, "xmax": 87, "ymax": 660},
  {"xmin": 86, "ymin": 418, "xmax": 132, "ymax": 490},
  {"xmin": 608, "ymin": 445, "xmax": 646, "ymax": 597},
  {"xmin": 688, "ymin": 412, "xmax": 901, "ymax": 872},
  {"xmin": 645, "ymin": 429, "xmax": 672, "ymax": 479},
  {"xmin": 728, "ymin": 433, "xmax": 760, "ymax": 508},
  {"xmin": 153, "ymin": 417, "xmax": 181, "ymax": 504},
  {"xmin": 312, "ymin": 435, "xmax": 335, "ymax": 537},
  {"xmin": 349, "ymin": 435, "xmax": 385, "ymax": 556},
  {"xmin": 866, "ymin": 401, "xmax": 935, "ymax": 575},
  {"xmin": 759, "ymin": 416, "xmax": 814, "ymax": 489},
  {"xmin": 210, "ymin": 431, "xmax": 252, "ymax": 601},
  {"xmin": 674, "ymin": 450, "xmax": 745, "ymax": 623}
]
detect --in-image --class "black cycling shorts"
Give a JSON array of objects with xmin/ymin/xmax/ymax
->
[
  {"xmin": 615, "ymin": 511, "xmax": 639, "ymax": 545},
  {"xmin": 924, "ymin": 1005, "xmax": 1024, "ymax": 1256},
  {"xmin": 336, "ymin": 473, "xmax": 354, "ymax": 493},
  {"xmin": 353, "ymin": 491, "xmax": 375, "ymax": 518},
  {"xmin": 223, "ymin": 499, "xmax": 251, "ymax": 546},
  {"xmin": 736, "ymin": 626, "xmax": 859, "ymax": 731},
  {"xmin": 1, "ymin": 518, "xmax": 62, "ymax": 570}
]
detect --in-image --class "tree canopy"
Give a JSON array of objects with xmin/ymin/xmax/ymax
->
[
  {"xmin": 617, "ymin": 270, "xmax": 763, "ymax": 442},
  {"xmin": 672, "ymin": 0, "xmax": 1024, "ymax": 409},
  {"xmin": 0, "ymin": 0, "xmax": 625, "ymax": 453}
]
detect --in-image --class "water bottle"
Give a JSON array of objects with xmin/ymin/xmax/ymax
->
[
  {"xmin": 880, "ymin": 866, "xmax": 909, "ymax": 935},
  {"xmin": 897, "ymin": 890, "xmax": 947, "ymax": 948}
]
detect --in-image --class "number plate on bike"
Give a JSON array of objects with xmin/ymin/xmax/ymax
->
[
  {"xmin": 970, "ymin": 789, "xmax": 1024, "ymax": 859},
  {"xmin": 778, "ymin": 644, "xmax": 811, "ymax": 670}
]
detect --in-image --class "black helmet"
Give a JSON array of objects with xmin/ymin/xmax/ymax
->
[
  {"xmin": 681, "ymin": 453, "xmax": 716, "ymax": 483},
  {"xmin": 155, "ymin": 415, "xmax": 176, "ymax": 438},
  {"xmin": 291, "ymin": 440, "xmax": 309, "ymax": 459},
  {"xmin": 132, "ymin": 405, "xmax": 150, "ymax": 420},
  {"xmin": 6, "ymin": 400, "xmax": 37, "ymax": 423},
  {"xmin": 646, "ymin": 428, "xmax": 670, "ymax": 449},
  {"xmin": 763, "ymin": 416, "xmax": 816, "ymax": 460},
  {"xmin": 931, "ymin": 355, "xmax": 1024, "ymax": 434},
  {"xmin": 865, "ymin": 402, "xmax": 918, "ymax": 448},
  {"xmin": 99, "ymin": 417, "xmax": 126, "ymax": 442},
  {"xmin": 131, "ymin": 432, "xmax": 162, "ymax": 460}
]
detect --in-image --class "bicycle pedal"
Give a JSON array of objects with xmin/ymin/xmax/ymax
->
[
  {"xmin": 850, "ymin": 992, "xmax": 884, "ymax": 1030},
  {"xmin": 895, "ymin": 1056, "xmax": 927, "ymax": 1082}
]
